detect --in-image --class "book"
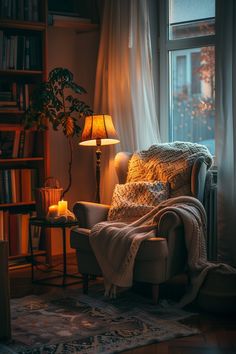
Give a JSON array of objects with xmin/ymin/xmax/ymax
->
[
  {"xmin": 9, "ymin": 213, "xmax": 19, "ymax": 256},
  {"xmin": 32, "ymin": 0, "xmax": 39, "ymax": 21},
  {"xmin": 3, "ymin": 169, "xmax": 12, "ymax": 203},
  {"xmin": 24, "ymin": 37, "xmax": 30, "ymax": 70},
  {"xmin": 18, "ymin": 130, "xmax": 25, "ymax": 157},
  {"xmin": 0, "ymin": 210, "xmax": 4, "ymax": 240},
  {"xmin": 0, "ymin": 170, "xmax": 4, "ymax": 203},
  {"xmin": 15, "ymin": 169, "xmax": 21, "ymax": 202},
  {"xmin": 12, "ymin": 130, "xmax": 21, "ymax": 158},
  {"xmin": 0, "ymin": 30, "xmax": 4, "ymax": 69},
  {"xmin": 10, "ymin": 169, "xmax": 17, "ymax": 203},
  {"xmin": 17, "ymin": 35, "xmax": 25, "ymax": 70},
  {"xmin": 20, "ymin": 169, "xmax": 32, "ymax": 201},
  {"xmin": 18, "ymin": 213, "xmax": 30, "ymax": 254}
]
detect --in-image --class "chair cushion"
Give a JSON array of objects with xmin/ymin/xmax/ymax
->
[
  {"xmin": 127, "ymin": 143, "xmax": 212, "ymax": 197},
  {"xmin": 70, "ymin": 227, "xmax": 168, "ymax": 261},
  {"xmin": 108, "ymin": 181, "xmax": 169, "ymax": 222}
]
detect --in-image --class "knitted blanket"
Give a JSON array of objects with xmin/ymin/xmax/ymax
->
[
  {"xmin": 127, "ymin": 142, "xmax": 213, "ymax": 197},
  {"xmin": 90, "ymin": 196, "xmax": 236, "ymax": 307}
]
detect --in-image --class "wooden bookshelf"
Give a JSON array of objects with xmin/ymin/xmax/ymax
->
[{"xmin": 0, "ymin": 0, "xmax": 49, "ymax": 267}]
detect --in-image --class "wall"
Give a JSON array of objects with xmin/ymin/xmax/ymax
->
[{"xmin": 47, "ymin": 26, "xmax": 100, "ymax": 255}]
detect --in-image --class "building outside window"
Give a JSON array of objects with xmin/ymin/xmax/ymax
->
[{"xmin": 159, "ymin": 0, "xmax": 215, "ymax": 155}]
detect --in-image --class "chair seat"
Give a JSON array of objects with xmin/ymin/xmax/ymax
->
[{"xmin": 71, "ymin": 227, "xmax": 168, "ymax": 261}]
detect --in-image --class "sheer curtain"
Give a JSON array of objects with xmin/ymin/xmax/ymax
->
[
  {"xmin": 94, "ymin": 0, "xmax": 161, "ymax": 203},
  {"xmin": 216, "ymin": 0, "xmax": 236, "ymax": 266}
]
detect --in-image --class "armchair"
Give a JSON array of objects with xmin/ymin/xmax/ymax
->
[{"xmin": 70, "ymin": 150, "xmax": 209, "ymax": 303}]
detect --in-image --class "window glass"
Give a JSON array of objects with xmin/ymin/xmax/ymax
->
[
  {"xmin": 169, "ymin": 46, "xmax": 215, "ymax": 154},
  {"xmin": 169, "ymin": 0, "xmax": 215, "ymax": 39}
]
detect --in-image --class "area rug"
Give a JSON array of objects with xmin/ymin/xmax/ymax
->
[{"xmin": 0, "ymin": 288, "xmax": 199, "ymax": 354}]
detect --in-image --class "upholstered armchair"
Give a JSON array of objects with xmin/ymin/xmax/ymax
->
[{"xmin": 70, "ymin": 148, "xmax": 210, "ymax": 303}]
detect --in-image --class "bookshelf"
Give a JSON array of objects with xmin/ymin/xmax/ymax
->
[{"xmin": 0, "ymin": 0, "xmax": 49, "ymax": 268}]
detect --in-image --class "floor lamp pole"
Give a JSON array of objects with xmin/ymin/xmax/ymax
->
[{"xmin": 95, "ymin": 139, "xmax": 101, "ymax": 203}]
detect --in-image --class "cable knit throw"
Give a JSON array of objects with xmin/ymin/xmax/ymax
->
[
  {"xmin": 90, "ymin": 196, "xmax": 236, "ymax": 307},
  {"xmin": 127, "ymin": 142, "xmax": 213, "ymax": 197}
]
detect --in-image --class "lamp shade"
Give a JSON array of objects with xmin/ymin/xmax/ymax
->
[{"xmin": 79, "ymin": 114, "xmax": 120, "ymax": 146}]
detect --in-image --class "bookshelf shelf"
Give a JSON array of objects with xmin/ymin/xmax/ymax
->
[
  {"xmin": 0, "ymin": 157, "xmax": 44, "ymax": 163},
  {"xmin": 0, "ymin": 70, "xmax": 44, "ymax": 77},
  {"xmin": 0, "ymin": 0, "xmax": 49, "ymax": 267},
  {"xmin": 0, "ymin": 19, "xmax": 47, "ymax": 31},
  {"xmin": 0, "ymin": 201, "xmax": 36, "ymax": 208},
  {"xmin": 0, "ymin": 109, "xmax": 25, "ymax": 115}
]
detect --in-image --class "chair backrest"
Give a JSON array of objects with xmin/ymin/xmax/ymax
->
[{"xmin": 114, "ymin": 151, "xmax": 208, "ymax": 203}]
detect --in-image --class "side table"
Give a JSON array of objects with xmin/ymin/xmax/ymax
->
[{"xmin": 29, "ymin": 217, "xmax": 81, "ymax": 287}]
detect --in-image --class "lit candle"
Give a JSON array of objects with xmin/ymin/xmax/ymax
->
[
  {"xmin": 58, "ymin": 200, "xmax": 68, "ymax": 215},
  {"xmin": 48, "ymin": 204, "xmax": 59, "ymax": 218}
]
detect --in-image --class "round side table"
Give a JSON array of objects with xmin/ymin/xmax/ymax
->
[{"xmin": 29, "ymin": 217, "xmax": 81, "ymax": 287}]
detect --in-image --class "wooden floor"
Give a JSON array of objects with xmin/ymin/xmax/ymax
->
[{"xmin": 9, "ymin": 254, "xmax": 236, "ymax": 354}]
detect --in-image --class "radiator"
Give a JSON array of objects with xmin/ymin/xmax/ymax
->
[{"xmin": 205, "ymin": 170, "xmax": 218, "ymax": 261}]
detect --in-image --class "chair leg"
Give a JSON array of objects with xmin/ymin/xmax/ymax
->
[
  {"xmin": 152, "ymin": 284, "xmax": 159, "ymax": 305},
  {"xmin": 82, "ymin": 274, "xmax": 89, "ymax": 294}
]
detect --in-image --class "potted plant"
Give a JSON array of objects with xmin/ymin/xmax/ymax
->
[{"xmin": 23, "ymin": 67, "xmax": 93, "ymax": 198}]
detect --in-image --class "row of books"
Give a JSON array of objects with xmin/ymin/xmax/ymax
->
[
  {"xmin": 0, "ymin": 0, "xmax": 40, "ymax": 22},
  {"xmin": 0, "ymin": 130, "xmax": 38, "ymax": 158},
  {"xmin": 0, "ymin": 82, "xmax": 32, "ymax": 110},
  {"xmin": 0, "ymin": 211, "xmax": 41, "ymax": 256},
  {"xmin": 0, "ymin": 32, "xmax": 42, "ymax": 70},
  {"xmin": 0, "ymin": 168, "xmax": 38, "ymax": 204}
]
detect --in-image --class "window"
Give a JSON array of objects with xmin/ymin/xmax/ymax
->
[{"xmin": 159, "ymin": 0, "xmax": 215, "ymax": 155}]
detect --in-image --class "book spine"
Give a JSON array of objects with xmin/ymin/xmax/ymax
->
[
  {"xmin": 20, "ymin": 169, "xmax": 32, "ymax": 202},
  {"xmin": 0, "ymin": 30, "xmax": 3, "ymax": 69},
  {"xmin": 0, "ymin": 170, "xmax": 5, "ymax": 203},
  {"xmin": 18, "ymin": 130, "xmax": 25, "ymax": 157},
  {"xmin": 9, "ymin": 213, "xmax": 19, "ymax": 256},
  {"xmin": 3, "ymin": 169, "xmax": 11, "ymax": 203},
  {"xmin": 24, "ymin": 37, "xmax": 30, "ymax": 70},
  {"xmin": 0, "ymin": 210, "xmax": 4, "ymax": 240},
  {"xmin": 10, "ymin": 169, "xmax": 17, "ymax": 203},
  {"xmin": 18, "ymin": 213, "xmax": 30, "ymax": 254},
  {"xmin": 12, "ymin": 130, "xmax": 21, "ymax": 158}
]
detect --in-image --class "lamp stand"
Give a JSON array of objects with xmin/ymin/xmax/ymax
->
[{"xmin": 95, "ymin": 139, "xmax": 101, "ymax": 203}]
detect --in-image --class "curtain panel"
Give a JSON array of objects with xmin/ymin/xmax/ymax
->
[
  {"xmin": 94, "ymin": 0, "xmax": 161, "ymax": 203},
  {"xmin": 216, "ymin": 0, "xmax": 236, "ymax": 266}
]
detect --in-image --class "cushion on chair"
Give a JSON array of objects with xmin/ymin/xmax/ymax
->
[
  {"xmin": 127, "ymin": 143, "xmax": 212, "ymax": 197},
  {"xmin": 108, "ymin": 181, "xmax": 169, "ymax": 222}
]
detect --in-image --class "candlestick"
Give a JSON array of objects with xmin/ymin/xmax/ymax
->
[
  {"xmin": 48, "ymin": 204, "xmax": 59, "ymax": 218},
  {"xmin": 58, "ymin": 200, "xmax": 68, "ymax": 215}
]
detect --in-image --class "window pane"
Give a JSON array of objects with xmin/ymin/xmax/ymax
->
[
  {"xmin": 169, "ymin": 0, "xmax": 215, "ymax": 39},
  {"xmin": 169, "ymin": 46, "xmax": 215, "ymax": 155}
]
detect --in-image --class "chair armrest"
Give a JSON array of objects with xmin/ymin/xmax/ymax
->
[
  {"xmin": 158, "ymin": 211, "xmax": 187, "ymax": 278},
  {"xmin": 158, "ymin": 211, "xmax": 182, "ymax": 235},
  {"xmin": 73, "ymin": 201, "xmax": 110, "ymax": 229}
]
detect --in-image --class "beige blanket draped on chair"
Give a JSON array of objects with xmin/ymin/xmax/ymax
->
[{"xmin": 90, "ymin": 196, "xmax": 236, "ymax": 307}]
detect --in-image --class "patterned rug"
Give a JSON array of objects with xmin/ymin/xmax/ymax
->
[{"xmin": 0, "ymin": 287, "xmax": 199, "ymax": 354}]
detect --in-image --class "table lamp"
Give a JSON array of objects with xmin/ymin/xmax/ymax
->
[{"xmin": 79, "ymin": 114, "xmax": 120, "ymax": 203}]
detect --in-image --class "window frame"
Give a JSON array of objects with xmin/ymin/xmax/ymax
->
[{"xmin": 158, "ymin": 0, "xmax": 216, "ymax": 143}]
